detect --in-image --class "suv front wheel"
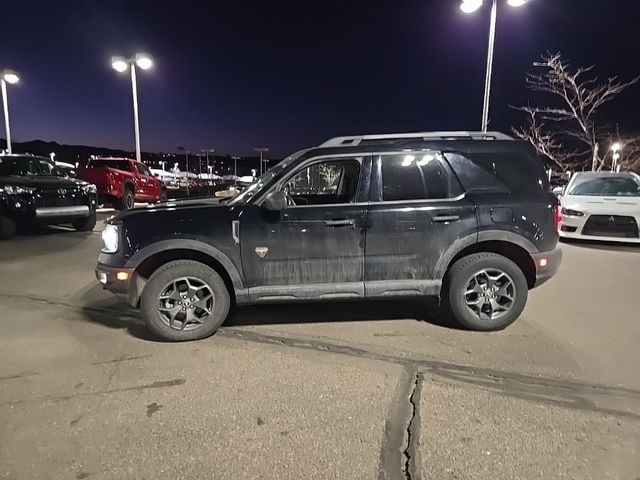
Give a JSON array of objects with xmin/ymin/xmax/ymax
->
[
  {"xmin": 444, "ymin": 253, "xmax": 528, "ymax": 331},
  {"xmin": 140, "ymin": 260, "xmax": 231, "ymax": 341}
]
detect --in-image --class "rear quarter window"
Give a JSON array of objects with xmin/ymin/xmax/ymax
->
[{"xmin": 446, "ymin": 151, "xmax": 549, "ymax": 194}]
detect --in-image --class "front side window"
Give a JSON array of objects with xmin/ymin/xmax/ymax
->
[
  {"xmin": 282, "ymin": 159, "xmax": 361, "ymax": 206},
  {"xmin": 136, "ymin": 163, "xmax": 151, "ymax": 176},
  {"xmin": 381, "ymin": 153, "xmax": 449, "ymax": 201}
]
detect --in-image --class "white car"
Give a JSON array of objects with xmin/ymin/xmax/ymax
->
[{"xmin": 558, "ymin": 172, "xmax": 640, "ymax": 243}]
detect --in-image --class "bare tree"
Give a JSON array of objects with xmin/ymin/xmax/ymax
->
[
  {"xmin": 513, "ymin": 53, "xmax": 639, "ymax": 171},
  {"xmin": 512, "ymin": 107, "xmax": 582, "ymax": 172},
  {"xmin": 318, "ymin": 163, "xmax": 342, "ymax": 188}
]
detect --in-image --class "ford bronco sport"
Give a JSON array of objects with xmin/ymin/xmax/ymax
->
[{"xmin": 96, "ymin": 131, "xmax": 562, "ymax": 341}]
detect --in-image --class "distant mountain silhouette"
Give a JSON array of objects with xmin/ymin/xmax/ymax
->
[
  {"xmin": 1, "ymin": 138, "xmax": 140, "ymax": 163},
  {"xmin": 1, "ymin": 138, "xmax": 278, "ymax": 175}
]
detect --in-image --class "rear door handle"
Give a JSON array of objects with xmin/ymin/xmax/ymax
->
[
  {"xmin": 325, "ymin": 219, "xmax": 355, "ymax": 227},
  {"xmin": 432, "ymin": 215, "xmax": 460, "ymax": 223}
]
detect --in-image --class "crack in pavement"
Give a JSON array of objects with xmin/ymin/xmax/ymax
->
[{"xmin": 405, "ymin": 373, "xmax": 422, "ymax": 480}]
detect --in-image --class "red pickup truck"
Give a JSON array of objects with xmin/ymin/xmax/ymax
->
[{"xmin": 78, "ymin": 157, "xmax": 166, "ymax": 210}]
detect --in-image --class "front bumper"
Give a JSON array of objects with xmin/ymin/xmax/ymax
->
[
  {"xmin": 95, "ymin": 263, "xmax": 140, "ymax": 307},
  {"xmin": 2, "ymin": 192, "xmax": 97, "ymax": 224},
  {"xmin": 531, "ymin": 248, "xmax": 563, "ymax": 288},
  {"xmin": 559, "ymin": 213, "xmax": 640, "ymax": 243}
]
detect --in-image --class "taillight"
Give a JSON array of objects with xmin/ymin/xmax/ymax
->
[{"xmin": 552, "ymin": 203, "xmax": 561, "ymax": 230}]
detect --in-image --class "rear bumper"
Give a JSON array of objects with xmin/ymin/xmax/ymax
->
[
  {"xmin": 531, "ymin": 248, "xmax": 562, "ymax": 288},
  {"xmin": 95, "ymin": 263, "xmax": 140, "ymax": 307}
]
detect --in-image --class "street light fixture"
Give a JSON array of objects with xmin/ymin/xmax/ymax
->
[
  {"xmin": 611, "ymin": 142, "xmax": 622, "ymax": 172},
  {"xmin": 111, "ymin": 53, "xmax": 154, "ymax": 162},
  {"xmin": 1, "ymin": 69, "xmax": 20, "ymax": 154},
  {"xmin": 460, "ymin": 0, "xmax": 531, "ymax": 132}
]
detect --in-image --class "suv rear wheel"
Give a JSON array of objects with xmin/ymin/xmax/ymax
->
[
  {"xmin": 140, "ymin": 260, "xmax": 231, "ymax": 341},
  {"xmin": 444, "ymin": 253, "xmax": 528, "ymax": 331}
]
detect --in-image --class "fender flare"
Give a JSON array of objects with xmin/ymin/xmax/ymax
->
[
  {"xmin": 124, "ymin": 238, "xmax": 244, "ymax": 290},
  {"xmin": 432, "ymin": 230, "xmax": 537, "ymax": 280}
]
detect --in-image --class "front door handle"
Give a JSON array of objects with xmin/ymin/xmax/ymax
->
[
  {"xmin": 432, "ymin": 215, "xmax": 460, "ymax": 223},
  {"xmin": 325, "ymin": 219, "xmax": 355, "ymax": 227}
]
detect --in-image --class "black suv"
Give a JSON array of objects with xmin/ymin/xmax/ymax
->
[
  {"xmin": 1, "ymin": 154, "xmax": 98, "ymax": 240},
  {"xmin": 96, "ymin": 132, "xmax": 562, "ymax": 341}
]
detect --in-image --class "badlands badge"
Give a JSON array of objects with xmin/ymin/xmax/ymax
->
[{"xmin": 255, "ymin": 246, "xmax": 269, "ymax": 258}]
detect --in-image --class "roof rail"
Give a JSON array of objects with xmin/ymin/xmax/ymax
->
[{"xmin": 319, "ymin": 131, "xmax": 514, "ymax": 148}]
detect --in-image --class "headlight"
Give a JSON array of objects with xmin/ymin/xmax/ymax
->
[
  {"xmin": 0, "ymin": 185, "xmax": 36, "ymax": 195},
  {"xmin": 101, "ymin": 224, "xmax": 119, "ymax": 253},
  {"xmin": 82, "ymin": 183, "xmax": 97, "ymax": 195},
  {"xmin": 561, "ymin": 208, "xmax": 585, "ymax": 217}
]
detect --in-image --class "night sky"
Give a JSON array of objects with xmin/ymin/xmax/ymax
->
[{"xmin": 2, "ymin": 0, "xmax": 640, "ymax": 158}]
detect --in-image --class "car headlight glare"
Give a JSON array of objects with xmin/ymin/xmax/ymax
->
[
  {"xmin": 101, "ymin": 224, "xmax": 119, "ymax": 253},
  {"xmin": 561, "ymin": 208, "xmax": 585, "ymax": 217},
  {"xmin": 0, "ymin": 185, "xmax": 36, "ymax": 195},
  {"xmin": 83, "ymin": 183, "xmax": 97, "ymax": 195}
]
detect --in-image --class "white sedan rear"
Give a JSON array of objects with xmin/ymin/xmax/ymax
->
[{"xmin": 559, "ymin": 172, "xmax": 640, "ymax": 243}]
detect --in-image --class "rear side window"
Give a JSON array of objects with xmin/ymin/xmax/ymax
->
[
  {"xmin": 381, "ymin": 153, "xmax": 449, "ymax": 201},
  {"xmin": 464, "ymin": 152, "xmax": 548, "ymax": 193},
  {"xmin": 88, "ymin": 160, "xmax": 131, "ymax": 171}
]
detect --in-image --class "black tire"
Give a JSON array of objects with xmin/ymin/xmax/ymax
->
[
  {"xmin": 444, "ymin": 253, "xmax": 528, "ymax": 331},
  {"xmin": 140, "ymin": 260, "xmax": 231, "ymax": 341},
  {"xmin": 72, "ymin": 213, "xmax": 97, "ymax": 232},
  {"xmin": 159, "ymin": 191, "xmax": 168, "ymax": 203},
  {"xmin": 118, "ymin": 187, "xmax": 135, "ymax": 210},
  {"xmin": 0, "ymin": 214, "xmax": 16, "ymax": 240}
]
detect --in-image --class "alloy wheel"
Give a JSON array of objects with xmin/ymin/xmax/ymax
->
[
  {"xmin": 463, "ymin": 268, "xmax": 516, "ymax": 322},
  {"xmin": 157, "ymin": 276, "xmax": 215, "ymax": 331}
]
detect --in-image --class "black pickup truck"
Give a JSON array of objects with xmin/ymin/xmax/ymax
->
[{"xmin": 96, "ymin": 131, "xmax": 562, "ymax": 341}]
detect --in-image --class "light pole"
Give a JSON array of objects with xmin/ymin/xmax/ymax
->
[
  {"xmin": 460, "ymin": 0, "xmax": 530, "ymax": 132},
  {"xmin": 254, "ymin": 147, "xmax": 269, "ymax": 175},
  {"xmin": 1, "ymin": 70, "xmax": 20, "ymax": 154},
  {"xmin": 111, "ymin": 53, "xmax": 153, "ymax": 162},
  {"xmin": 201, "ymin": 148, "xmax": 215, "ymax": 177},
  {"xmin": 232, "ymin": 156, "xmax": 241, "ymax": 184},
  {"xmin": 611, "ymin": 142, "xmax": 622, "ymax": 172}
]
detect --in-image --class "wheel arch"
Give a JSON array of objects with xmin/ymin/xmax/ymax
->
[
  {"xmin": 435, "ymin": 231, "xmax": 537, "ymax": 288},
  {"xmin": 122, "ymin": 179, "xmax": 135, "ymax": 192},
  {"xmin": 125, "ymin": 240, "xmax": 246, "ymax": 305}
]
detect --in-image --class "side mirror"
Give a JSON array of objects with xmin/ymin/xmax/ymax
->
[
  {"xmin": 263, "ymin": 190, "xmax": 287, "ymax": 211},
  {"xmin": 552, "ymin": 186, "xmax": 565, "ymax": 196}
]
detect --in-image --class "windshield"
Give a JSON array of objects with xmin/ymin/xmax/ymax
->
[
  {"xmin": 568, "ymin": 175, "xmax": 640, "ymax": 197},
  {"xmin": 228, "ymin": 151, "xmax": 307, "ymax": 206},
  {"xmin": 0, "ymin": 156, "xmax": 66, "ymax": 177},
  {"xmin": 88, "ymin": 159, "xmax": 131, "ymax": 171}
]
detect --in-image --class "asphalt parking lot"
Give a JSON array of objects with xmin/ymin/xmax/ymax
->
[{"xmin": 1, "ymin": 214, "xmax": 639, "ymax": 480}]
